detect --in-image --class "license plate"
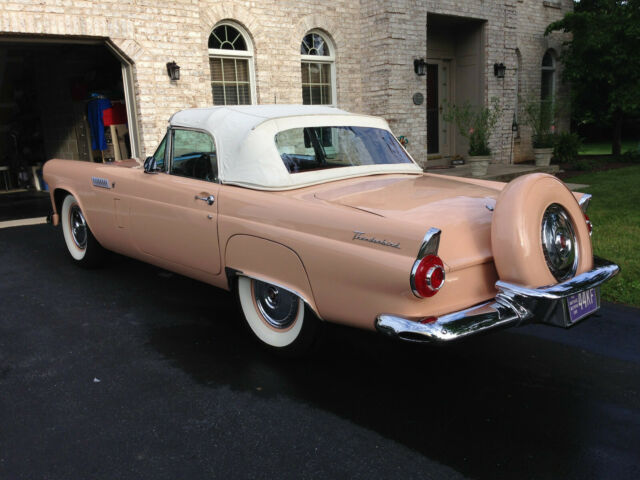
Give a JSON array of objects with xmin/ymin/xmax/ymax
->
[{"xmin": 567, "ymin": 288, "xmax": 600, "ymax": 324}]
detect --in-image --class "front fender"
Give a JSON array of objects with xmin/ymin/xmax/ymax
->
[
  {"xmin": 44, "ymin": 160, "xmax": 95, "ymax": 231},
  {"xmin": 225, "ymin": 234, "xmax": 319, "ymax": 318}
]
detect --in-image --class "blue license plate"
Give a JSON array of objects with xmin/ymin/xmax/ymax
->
[{"xmin": 567, "ymin": 288, "xmax": 599, "ymax": 324}]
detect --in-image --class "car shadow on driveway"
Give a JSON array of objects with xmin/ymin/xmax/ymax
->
[{"xmin": 147, "ymin": 281, "xmax": 638, "ymax": 479}]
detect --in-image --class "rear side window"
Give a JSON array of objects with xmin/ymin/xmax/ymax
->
[
  {"xmin": 274, "ymin": 126, "xmax": 412, "ymax": 174},
  {"xmin": 170, "ymin": 129, "xmax": 218, "ymax": 182}
]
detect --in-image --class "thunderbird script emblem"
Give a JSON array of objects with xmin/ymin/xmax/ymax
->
[{"xmin": 353, "ymin": 231, "xmax": 400, "ymax": 249}]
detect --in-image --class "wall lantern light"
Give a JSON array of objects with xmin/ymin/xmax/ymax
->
[
  {"xmin": 493, "ymin": 62, "xmax": 506, "ymax": 78},
  {"xmin": 166, "ymin": 61, "xmax": 181, "ymax": 81},
  {"xmin": 414, "ymin": 58, "xmax": 427, "ymax": 76}
]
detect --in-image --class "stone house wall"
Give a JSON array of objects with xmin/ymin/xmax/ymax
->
[{"xmin": 0, "ymin": 0, "xmax": 572, "ymax": 164}]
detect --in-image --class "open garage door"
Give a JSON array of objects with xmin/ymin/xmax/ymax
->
[{"xmin": 0, "ymin": 36, "xmax": 140, "ymax": 222}]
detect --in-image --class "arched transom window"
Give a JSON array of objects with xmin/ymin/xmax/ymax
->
[
  {"xmin": 209, "ymin": 22, "xmax": 255, "ymax": 105},
  {"xmin": 300, "ymin": 31, "xmax": 336, "ymax": 106}
]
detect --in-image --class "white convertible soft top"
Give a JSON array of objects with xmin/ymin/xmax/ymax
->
[{"xmin": 169, "ymin": 105, "xmax": 422, "ymax": 190}]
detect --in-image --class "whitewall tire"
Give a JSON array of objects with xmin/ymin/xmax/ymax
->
[
  {"xmin": 236, "ymin": 276, "xmax": 322, "ymax": 356},
  {"xmin": 60, "ymin": 194, "xmax": 107, "ymax": 268}
]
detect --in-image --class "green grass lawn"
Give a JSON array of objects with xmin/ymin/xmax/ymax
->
[
  {"xmin": 566, "ymin": 165, "xmax": 640, "ymax": 306},
  {"xmin": 579, "ymin": 140, "xmax": 639, "ymax": 155}
]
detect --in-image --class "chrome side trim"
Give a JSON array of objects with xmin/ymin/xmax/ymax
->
[
  {"xmin": 91, "ymin": 177, "xmax": 111, "ymax": 189},
  {"xmin": 410, "ymin": 228, "xmax": 441, "ymax": 297},
  {"xmin": 578, "ymin": 193, "xmax": 592, "ymax": 213},
  {"xmin": 378, "ymin": 256, "xmax": 620, "ymax": 343}
]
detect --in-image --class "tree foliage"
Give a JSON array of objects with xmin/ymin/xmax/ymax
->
[{"xmin": 546, "ymin": 0, "xmax": 640, "ymax": 153}]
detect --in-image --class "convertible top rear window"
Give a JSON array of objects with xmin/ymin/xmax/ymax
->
[{"xmin": 275, "ymin": 126, "xmax": 412, "ymax": 174}]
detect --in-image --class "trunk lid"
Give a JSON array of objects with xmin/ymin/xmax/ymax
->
[{"xmin": 312, "ymin": 173, "xmax": 505, "ymax": 270}]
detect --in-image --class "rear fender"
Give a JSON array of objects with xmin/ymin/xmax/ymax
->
[{"xmin": 225, "ymin": 235, "xmax": 320, "ymax": 318}]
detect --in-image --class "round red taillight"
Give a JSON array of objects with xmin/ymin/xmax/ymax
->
[{"xmin": 412, "ymin": 254, "xmax": 446, "ymax": 298}]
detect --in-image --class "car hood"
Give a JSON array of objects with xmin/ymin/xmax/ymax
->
[{"xmin": 312, "ymin": 173, "xmax": 506, "ymax": 270}]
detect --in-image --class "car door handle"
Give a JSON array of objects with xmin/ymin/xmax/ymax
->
[{"xmin": 195, "ymin": 194, "xmax": 215, "ymax": 206}]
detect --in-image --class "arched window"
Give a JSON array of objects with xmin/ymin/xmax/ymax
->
[
  {"xmin": 300, "ymin": 30, "xmax": 336, "ymax": 106},
  {"xmin": 208, "ymin": 22, "xmax": 255, "ymax": 105},
  {"xmin": 541, "ymin": 50, "xmax": 556, "ymax": 102}
]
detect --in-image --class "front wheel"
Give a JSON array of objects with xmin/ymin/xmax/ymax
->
[
  {"xmin": 60, "ymin": 194, "xmax": 107, "ymax": 268},
  {"xmin": 236, "ymin": 276, "xmax": 322, "ymax": 357}
]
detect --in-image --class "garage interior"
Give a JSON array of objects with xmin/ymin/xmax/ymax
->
[{"xmin": 0, "ymin": 38, "xmax": 134, "ymax": 221}]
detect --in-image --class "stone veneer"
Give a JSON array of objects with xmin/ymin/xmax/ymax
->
[{"xmin": 0, "ymin": 0, "xmax": 572, "ymax": 164}]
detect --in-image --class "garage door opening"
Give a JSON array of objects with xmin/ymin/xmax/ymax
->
[{"xmin": 0, "ymin": 38, "xmax": 139, "ymax": 222}]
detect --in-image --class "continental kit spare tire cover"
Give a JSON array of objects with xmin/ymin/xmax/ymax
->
[{"xmin": 491, "ymin": 173, "xmax": 593, "ymax": 288}]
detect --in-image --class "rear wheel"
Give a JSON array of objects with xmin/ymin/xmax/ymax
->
[
  {"xmin": 236, "ymin": 276, "xmax": 322, "ymax": 357},
  {"xmin": 60, "ymin": 194, "xmax": 107, "ymax": 268}
]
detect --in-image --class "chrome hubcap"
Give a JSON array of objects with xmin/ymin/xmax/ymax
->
[
  {"xmin": 541, "ymin": 203, "xmax": 578, "ymax": 282},
  {"xmin": 70, "ymin": 205, "xmax": 87, "ymax": 249},
  {"xmin": 253, "ymin": 280, "xmax": 299, "ymax": 329}
]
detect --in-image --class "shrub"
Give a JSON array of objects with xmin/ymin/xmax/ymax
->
[
  {"xmin": 443, "ymin": 97, "xmax": 502, "ymax": 156},
  {"xmin": 520, "ymin": 96, "xmax": 557, "ymax": 148},
  {"xmin": 553, "ymin": 132, "xmax": 583, "ymax": 164},
  {"xmin": 618, "ymin": 150, "xmax": 640, "ymax": 163}
]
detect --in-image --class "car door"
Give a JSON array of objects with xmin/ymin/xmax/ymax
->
[{"xmin": 131, "ymin": 127, "xmax": 221, "ymax": 275}]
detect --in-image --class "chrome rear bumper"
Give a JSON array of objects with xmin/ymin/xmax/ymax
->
[{"xmin": 375, "ymin": 257, "xmax": 619, "ymax": 344}]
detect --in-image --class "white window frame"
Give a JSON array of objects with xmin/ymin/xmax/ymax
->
[
  {"xmin": 208, "ymin": 21, "xmax": 257, "ymax": 105},
  {"xmin": 300, "ymin": 29, "xmax": 337, "ymax": 107}
]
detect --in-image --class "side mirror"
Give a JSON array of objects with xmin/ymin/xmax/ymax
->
[{"xmin": 143, "ymin": 156, "xmax": 158, "ymax": 174}]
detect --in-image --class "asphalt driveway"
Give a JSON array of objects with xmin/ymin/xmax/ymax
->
[{"xmin": 1, "ymin": 224, "xmax": 639, "ymax": 479}]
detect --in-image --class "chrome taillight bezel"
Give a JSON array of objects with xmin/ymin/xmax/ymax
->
[{"xmin": 410, "ymin": 228, "xmax": 444, "ymax": 298}]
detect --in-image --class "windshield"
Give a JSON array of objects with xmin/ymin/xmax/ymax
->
[{"xmin": 274, "ymin": 126, "xmax": 413, "ymax": 174}]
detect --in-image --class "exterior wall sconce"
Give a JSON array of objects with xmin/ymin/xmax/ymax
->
[
  {"xmin": 166, "ymin": 61, "xmax": 181, "ymax": 81},
  {"xmin": 414, "ymin": 58, "xmax": 427, "ymax": 76},
  {"xmin": 494, "ymin": 62, "xmax": 506, "ymax": 78}
]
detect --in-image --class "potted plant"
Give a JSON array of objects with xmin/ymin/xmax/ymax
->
[
  {"xmin": 444, "ymin": 97, "xmax": 502, "ymax": 177},
  {"xmin": 521, "ymin": 97, "xmax": 557, "ymax": 166}
]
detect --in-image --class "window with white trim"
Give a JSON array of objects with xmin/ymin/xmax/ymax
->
[
  {"xmin": 300, "ymin": 31, "xmax": 336, "ymax": 106},
  {"xmin": 208, "ymin": 22, "xmax": 255, "ymax": 105}
]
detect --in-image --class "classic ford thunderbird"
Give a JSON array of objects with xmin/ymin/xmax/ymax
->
[{"xmin": 43, "ymin": 105, "xmax": 619, "ymax": 355}]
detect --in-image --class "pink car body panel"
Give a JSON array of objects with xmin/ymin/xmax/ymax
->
[{"xmin": 43, "ymin": 158, "xmax": 517, "ymax": 331}]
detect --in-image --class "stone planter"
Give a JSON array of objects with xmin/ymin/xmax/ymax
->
[
  {"xmin": 468, "ymin": 155, "xmax": 491, "ymax": 177},
  {"xmin": 533, "ymin": 147, "xmax": 553, "ymax": 166}
]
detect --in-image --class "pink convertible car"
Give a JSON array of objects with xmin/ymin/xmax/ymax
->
[{"xmin": 43, "ymin": 105, "xmax": 619, "ymax": 355}]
